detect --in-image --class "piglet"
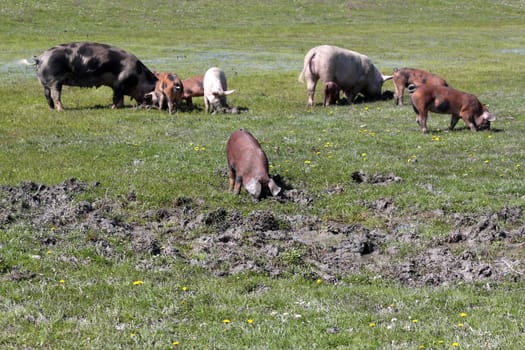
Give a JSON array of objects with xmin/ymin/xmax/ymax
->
[
  {"xmin": 226, "ymin": 129, "xmax": 281, "ymax": 199},
  {"xmin": 181, "ymin": 74, "xmax": 204, "ymax": 107},
  {"xmin": 323, "ymin": 81, "xmax": 340, "ymax": 106},
  {"xmin": 153, "ymin": 72, "xmax": 184, "ymax": 114},
  {"xmin": 408, "ymin": 83, "xmax": 495, "ymax": 134}
]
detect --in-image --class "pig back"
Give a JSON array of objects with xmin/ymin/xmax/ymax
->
[{"xmin": 227, "ymin": 130, "xmax": 269, "ymax": 175}]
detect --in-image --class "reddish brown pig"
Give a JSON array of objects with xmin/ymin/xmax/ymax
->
[
  {"xmin": 226, "ymin": 129, "xmax": 281, "ymax": 199},
  {"xmin": 408, "ymin": 84, "xmax": 495, "ymax": 134},
  {"xmin": 181, "ymin": 75, "xmax": 204, "ymax": 107},
  {"xmin": 151, "ymin": 72, "xmax": 183, "ymax": 114},
  {"xmin": 393, "ymin": 68, "xmax": 448, "ymax": 106},
  {"xmin": 323, "ymin": 81, "xmax": 340, "ymax": 106}
]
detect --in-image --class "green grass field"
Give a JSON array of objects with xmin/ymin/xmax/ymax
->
[{"xmin": 1, "ymin": 1, "xmax": 525, "ymax": 349}]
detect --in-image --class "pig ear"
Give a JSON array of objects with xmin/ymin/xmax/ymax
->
[
  {"xmin": 482, "ymin": 111, "xmax": 496, "ymax": 122},
  {"xmin": 268, "ymin": 179, "xmax": 281, "ymax": 197},
  {"xmin": 224, "ymin": 89, "xmax": 235, "ymax": 96},
  {"xmin": 245, "ymin": 178, "xmax": 261, "ymax": 198}
]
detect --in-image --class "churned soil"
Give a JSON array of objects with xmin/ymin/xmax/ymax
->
[{"xmin": 1, "ymin": 178, "xmax": 523, "ymax": 286}]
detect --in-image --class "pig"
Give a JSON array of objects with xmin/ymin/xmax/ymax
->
[
  {"xmin": 203, "ymin": 67, "xmax": 235, "ymax": 114},
  {"xmin": 298, "ymin": 45, "xmax": 392, "ymax": 106},
  {"xmin": 226, "ymin": 129, "xmax": 281, "ymax": 199},
  {"xmin": 35, "ymin": 42, "xmax": 157, "ymax": 110},
  {"xmin": 408, "ymin": 84, "xmax": 496, "ymax": 134},
  {"xmin": 181, "ymin": 74, "xmax": 204, "ymax": 107},
  {"xmin": 149, "ymin": 72, "xmax": 184, "ymax": 114},
  {"xmin": 323, "ymin": 81, "xmax": 340, "ymax": 106},
  {"xmin": 393, "ymin": 68, "xmax": 448, "ymax": 106}
]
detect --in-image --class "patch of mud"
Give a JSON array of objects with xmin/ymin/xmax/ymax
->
[
  {"xmin": 351, "ymin": 171, "xmax": 403, "ymax": 185},
  {"xmin": 1, "ymin": 179, "xmax": 524, "ymax": 287}
]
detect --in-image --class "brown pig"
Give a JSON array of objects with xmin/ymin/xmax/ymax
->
[
  {"xmin": 154, "ymin": 72, "xmax": 184, "ymax": 114},
  {"xmin": 226, "ymin": 129, "xmax": 281, "ymax": 199},
  {"xmin": 408, "ymin": 84, "xmax": 495, "ymax": 134},
  {"xmin": 393, "ymin": 67, "xmax": 448, "ymax": 106},
  {"xmin": 181, "ymin": 75, "xmax": 204, "ymax": 107},
  {"xmin": 323, "ymin": 81, "xmax": 340, "ymax": 106}
]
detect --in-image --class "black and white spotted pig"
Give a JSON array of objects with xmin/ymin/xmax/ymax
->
[{"xmin": 35, "ymin": 42, "xmax": 157, "ymax": 110}]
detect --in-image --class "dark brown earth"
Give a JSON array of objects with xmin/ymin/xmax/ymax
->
[{"xmin": 1, "ymin": 178, "xmax": 523, "ymax": 286}]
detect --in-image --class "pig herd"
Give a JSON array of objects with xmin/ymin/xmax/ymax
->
[{"xmin": 33, "ymin": 42, "xmax": 497, "ymax": 199}]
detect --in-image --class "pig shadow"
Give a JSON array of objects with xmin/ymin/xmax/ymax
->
[
  {"xmin": 427, "ymin": 126, "xmax": 504, "ymax": 134},
  {"xmin": 316, "ymin": 90, "xmax": 394, "ymax": 106}
]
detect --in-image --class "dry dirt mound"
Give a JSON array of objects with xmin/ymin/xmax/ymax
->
[{"xmin": 1, "ymin": 179, "xmax": 524, "ymax": 286}]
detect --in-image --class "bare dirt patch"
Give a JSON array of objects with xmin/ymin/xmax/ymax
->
[{"xmin": 1, "ymin": 179, "xmax": 524, "ymax": 286}]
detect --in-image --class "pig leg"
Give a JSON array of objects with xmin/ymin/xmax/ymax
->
[
  {"xmin": 306, "ymin": 78, "xmax": 317, "ymax": 107},
  {"xmin": 450, "ymin": 114, "xmax": 461, "ymax": 130},
  {"xmin": 204, "ymin": 96, "xmax": 211, "ymax": 113},
  {"xmin": 462, "ymin": 114, "xmax": 478, "ymax": 131},
  {"xmin": 158, "ymin": 92, "xmax": 166, "ymax": 111},
  {"xmin": 342, "ymin": 87, "xmax": 359, "ymax": 104},
  {"xmin": 167, "ymin": 100, "xmax": 174, "ymax": 114},
  {"xmin": 112, "ymin": 87, "xmax": 125, "ymax": 109},
  {"xmin": 43, "ymin": 86, "xmax": 55, "ymax": 109},
  {"xmin": 418, "ymin": 110, "xmax": 429, "ymax": 134},
  {"xmin": 393, "ymin": 82, "xmax": 404, "ymax": 105},
  {"xmin": 233, "ymin": 176, "xmax": 243, "ymax": 195},
  {"xmin": 48, "ymin": 84, "xmax": 64, "ymax": 111},
  {"xmin": 228, "ymin": 168, "xmax": 236, "ymax": 192}
]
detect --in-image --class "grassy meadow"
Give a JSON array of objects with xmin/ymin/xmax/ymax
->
[{"xmin": 1, "ymin": 0, "xmax": 525, "ymax": 349}]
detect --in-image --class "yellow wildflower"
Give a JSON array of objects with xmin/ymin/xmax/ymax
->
[
  {"xmin": 223, "ymin": 319, "xmax": 231, "ymax": 324},
  {"xmin": 452, "ymin": 342, "xmax": 459, "ymax": 347},
  {"xmin": 172, "ymin": 341, "xmax": 180, "ymax": 346},
  {"xmin": 369, "ymin": 322, "xmax": 376, "ymax": 327},
  {"xmin": 133, "ymin": 280, "xmax": 144, "ymax": 286},
  {"xmin": 247, "ymin": 319, "xmax": 254, "ymax": 324}
]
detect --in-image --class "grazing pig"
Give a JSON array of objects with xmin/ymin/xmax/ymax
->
[
  {"xmin": 408, "ymin": 84, "xmax": 495, "ymax": 134},
  {"xmin": 35, "ymin": 42, "xmax": 157, "ymax": 110},
  {"xmin": 203, "ymin": 67, "xmax": 235, "ymax": 114},
  {"xmin": 298, "ymin": 45, "xmax": 392, "ymax": 106},
  {"xmin": 150, "ymin": 72, "xmax": 183, "ymax": 114},
  {"xmin": 181, "ymin": 75, "xmax": 204, "ymax": 107},
  {"xmin": 226, "ymin": 129, "xmax": 281, "ymax": 199},
  {"xmin": 323, "ymin": 81, "xmax": 340, "ymax": 106},
  {"xmin": 393, "ymin": 68, "xmax": 448, "ymax": 106}
]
